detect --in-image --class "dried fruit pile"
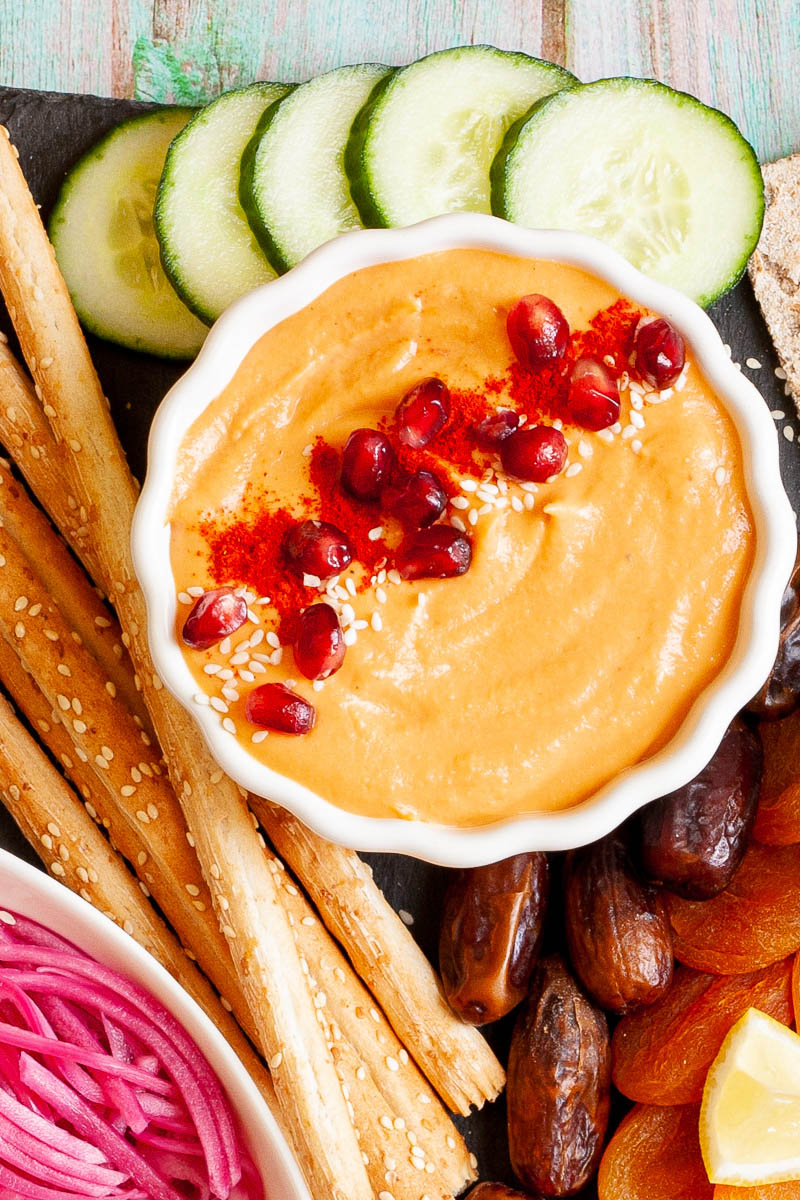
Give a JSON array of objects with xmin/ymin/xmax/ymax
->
[{"xmin": 451, "ymin": 550, "xmax": 800, "ymax": 1198}]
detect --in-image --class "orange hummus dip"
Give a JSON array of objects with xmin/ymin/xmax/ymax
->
[{"xmin": 168, "ymin": 249, "xmax": 754, "ymax": 827}]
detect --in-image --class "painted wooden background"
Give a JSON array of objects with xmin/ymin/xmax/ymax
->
[{"xmin": 0, "ymin": 0, "xmax": 797, "ymax": 162}]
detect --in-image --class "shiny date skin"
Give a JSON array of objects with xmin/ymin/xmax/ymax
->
[
  {"xmin": 638, "ymin": 715, "xmax": 762, "ymax": 899},
  {"xmin": 507, "ymin": 956, "xmax": 610, "ymax": 1197},
  {"xmin": 564, "ymin": 832, "xmax": 673, "ymax": 1015},
  {"xmin": 466, "ymin": 1185, "xmax": 536, "ymax": 1200},
  {"xmin": 439, "ymin": 853, "xmax": 549, "ymax": 1025},
  {"xmin": 747, "ymin": 546, "xmax": 800, "ymax": 719}
]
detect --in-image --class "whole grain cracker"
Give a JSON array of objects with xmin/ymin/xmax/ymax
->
[{"xmin": 749, "ymin": 153, "xmax": 800, "ymax": 414}]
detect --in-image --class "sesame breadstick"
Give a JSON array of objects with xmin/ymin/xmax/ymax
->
[
  {"xmin": 0, "ymin": 340, "xmax": 101, "ymax": 584},
  {"xmin": 0, "ymin": 555, "xmax": 473, "ymax": 1198},
  {"xmin": 0, "ymin": 459, "xmax": 149, "ymax": 730},
  {"xmin": 0, "ymin": 127, "xmax": 374, "ymax": 1200},
  {"xmin": 0, "ymin": 691, "xmax": 281, "ymax": 1124},
  {"xmin": 268, "ymin": 853, "xmax": 477, "ymax": 1195},
  {"xmin": 254, "ymin": 800, "xmax": 506, "ymax": 1115}
]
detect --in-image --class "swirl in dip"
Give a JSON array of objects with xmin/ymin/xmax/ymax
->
[{"xmin": 168, "ymin": 249, "xmax": 754, "ymax": 827}]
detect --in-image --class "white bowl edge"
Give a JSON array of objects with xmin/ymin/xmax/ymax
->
[
  {"xmin": 0, "ymin": 848, "xmax": 310, "ymax": 1200},
  {"xmin": 132, "ymin": 213, "xmax": 798, "ymax": 867}
]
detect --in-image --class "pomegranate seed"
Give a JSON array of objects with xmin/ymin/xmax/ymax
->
[
  {"xmin": 500, "ymin": 425, "xmax": 568, "ymax": 482},
  {"xmin": 293, "ymin": 603, "xmax": 345, "ymax": 681},
  {"xmin": 475, "ymin": 408, "xmax": 520, "ymax": 448},
  {"xmin": 567, "ymin": 358, "xmax": 620, "ymax": 431},
  {"xmin": 507, "ymin": 293, "xmax": 569, "ymax": 369},
  {"xmin": 382, "ymin": 469, "xmax": 447, "ymax": 529},
  {"xmin": 285, "ymin": 520, "xmax": 353, "ymax": 581},
  {"xmin": 182, "ymin": 588, "xmax": 247, "ymax": 650},
  {"xmin": 395, "ymin": 377, "xmax": 450, "ymax": 448},
  {"xmin": 341, "ymin": 429, "xmax": 393, "ymax": 501},
  {"xmin": 245, "ymin": 682, "xmax": 316, "ymax": 735},
  {"xmin": 635, "ymin": 317, "xmax": 686, "ymax": 389},
  {"xmin": 395, "ymin": 526, "xmax": 472, "ymax": 580}
]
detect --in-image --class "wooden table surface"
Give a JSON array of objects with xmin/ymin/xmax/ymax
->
[{"xmin": 0, "ymin": 0, "xmax": 797, "ymax": 163}]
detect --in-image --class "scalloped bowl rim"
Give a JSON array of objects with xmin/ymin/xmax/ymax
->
[
  {"xmin": 0, "ymin": 849, "xmax": 310, "ymax": 1199},
  {"xmin": 132, "ymin": 213, "xmax": 797, "ymax": 867}
]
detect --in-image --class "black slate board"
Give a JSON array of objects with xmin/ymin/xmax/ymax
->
[{"xmin": 0, "ymin": 84, "xmax": 798, "ymax": 1194}]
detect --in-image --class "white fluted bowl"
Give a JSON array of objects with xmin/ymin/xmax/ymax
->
[{"xmin": 133, "ymin": 214, "xmax": 796, "ymax": 867}]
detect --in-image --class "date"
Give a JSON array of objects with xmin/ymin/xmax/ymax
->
[
  {"xmin": 466, "ymin": 1186, "xmax": 536, "ymax": 1199},
  {"xmin": 507, "ymin": 955, "xmax": 610, "ymax": 1197},
  {"xmin": 638, "ymin": 715, "xmax": 762, "ymax": 899},
  {"xmin": 564, "ymin": 831, "xmax": 673, "ymax": 1014},
  {"xmin": 747, "ymin": 545, "xmax": 800, "ymax": 719},
  {"xmin": 440, "ymin": 852, "xmax": 549, "ymax": 1025}
]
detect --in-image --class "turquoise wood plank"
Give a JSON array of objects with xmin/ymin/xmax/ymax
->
[{"xmin": 565, "ymin": 0, "xmax": 800, "ymax": 162}]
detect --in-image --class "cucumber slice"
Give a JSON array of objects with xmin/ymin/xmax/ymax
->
[
  {"xmin": 241, "ymin": 63, "xmax": 394, "ymax": 273},
  {"xmin": 49, "ymin": 108, "xmax": 208, "ymax": 360},
  {"xmin": 492, "ymin": 77, "xmax": 764, "ymax": 307},
  {"xmin": 155, "ymin": 82, "xmax": 291, "ymax": 324},
  {"xmin": 345, "ymin": 45, "xmax": 575, "ymax": 227}
]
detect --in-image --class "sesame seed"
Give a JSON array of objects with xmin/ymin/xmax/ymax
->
[
  {"xmin": 552, "ymin": 418, "xmax": 563, "ymax": 431},
  {"xmin": 578, "ymin": 439, "xmax": 593, "ymax": 458},
  {"xmin": 209, "ymin": 697, "xmax": 228, "ymax": 713},
  {"xmin": 13, "ymin": 622, "xmax": 24, "ymax": 639},
  {"xmin": 565, "ymin": 463, "xmax": 582, "ymax": 478},
  {"xmin": 715, "ymin": 466, "xmax": 728, "ymax": 486},
  {"xmin": 784, "ymin": 426, "xmax": 795, "ymax": 443},
  {"xmin": 270, "ymin": 1052, "xmax": 283, "ymax": 1070},
  {"xmin": 450, "ymin": 495, "xmax": 470, "ymax": 510},
  {"xmin": 193, "ymin": 693, "xmax": 209, "ymax": 706},
  {"xmin": 399, "ymin": 909, "xmax": 414, "ymax": 925},
  {"xmin": 219, "ymin": 637, "xmax": 232, "ymax": 655},
  {"xmin": 50, "ymin": 862, "xmax": 65, "ymax": 877},
  {"xmin": 371, "ymin": 612, "xmax": 383, "ymax": 632},
  {"xmin": 266, "ymin": 631, "xmax": 280, "ymax": 649},
  {"xmin": 631, "ymin": 439, "xmax": 643, "ymax": 454},
  {"xmin": 746, "ymin": 357, "xmax": 762, "ymax": 370},
  {"xmin": 630, "ymin": 409, "xmax": 645, "ymax": 429},
  {"xmin": 368, "ymin": 526, "xmax": 383, "ymax": 541},
  {"xmin": 217, "ymin": 669, "xmax": 234, "ymax": 681},
  {"xmin": 177, "ymin": 592, "xmax": 192, "ymax": 605},
  {"xmin": 622, "ymin": 424, "xmax": 637, "ymax": 440},
  {"xmin": 341, "ymin": 603, "xmax": 355, "ymax": 625},
  {"xmin": 460, "ymin": 478, "xmax": 478, "ymax": 492},
  {"xmin": 185, "ymin": 883, "xmax": 200, "ymax": 897},
  {"xmin": 222, "ymin": 717, "xmax": 236, "ymax": 734},
  {"xmin": 203, "ymin": 663, "xmax": 221, "ymax": 675},
  {"xmin": 450, "ymin": 515, "xmax": 467, "ymax": 531},
  {"xmin": 303, "ymin": 572, "xmax": 321, "ymax": 588},
  {"xmin": 387, "ymin": 569, "xmax": 402, "ymax": 586},
  {"xmin": 523, "ymin": 493, "xmax": 535, "ymax": 511},
  {"xmin": 187, "ymin": 586, "xmax": 204, "ymax": 597},
  {"xmin": 468, "ymin": 508, "xmax": 478, "ymax": 526},
  {"xmin": 772, "ymin": 410, "xmax": 786, "ymax": 420},
  {"xmin": 346, "ymin": 577, "xmax": 357, "ymax": 597},
  {"xmin": 73, "ymin": 719, "xmax": 87, "ymax": 734}
]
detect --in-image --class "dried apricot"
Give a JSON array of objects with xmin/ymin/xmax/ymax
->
[
  {"xmin": 612, "ymin": 958, "xmax": 794, "ymax": 1104},
  {"xmin": 598, "ymin": 1102, "xmax": 711, "ymax": 1199},
  {"xmin": 755, "ymin": 709, "xmax": 800, "ymax": 845},
  {"xmin": 666, "ymin": 842, "xmax": 800, "ymax": 973},
  {"xmin": 715, "ymin": 1186, "xmax": 800, "ymax": 1198}
]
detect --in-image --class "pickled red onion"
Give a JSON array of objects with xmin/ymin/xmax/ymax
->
[{"xmin": 0, "ymin": 911, "xmax": 263, "ymax": 1200}]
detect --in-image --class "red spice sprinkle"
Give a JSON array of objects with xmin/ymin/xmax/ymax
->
[{"xmin": 196, "ymin": 300, "xmax": 647, "ymax": 634}]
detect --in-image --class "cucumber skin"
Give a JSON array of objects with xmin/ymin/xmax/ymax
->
[
  {"xmin": 491, "ymin": 77, "xmax": 765, "ymax": 308},
  {"xmin": 155, "ymin": 83, "xmax": 288, "ymax": 324},
  {"xmin": 345, "ymin": 47, "xmax": 577, "ymax": 229},
  {"xmin": 238, "ymin": 86, "xmax": 301, "ymax": 275},
  {"xmin": 344, "ymin": 70, "xmax": 401, "ymax": 228},
  {"xmin": 49, "ymin": 107, "xmax": 206, "ymax": 360}
]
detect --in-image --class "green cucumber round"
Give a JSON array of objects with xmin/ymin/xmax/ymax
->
[
  {"xmin": 241, "ymin": 63, "xmax": 394, "ymax": 273},
  {"xmin": 492, "ymin": 77, "xmax": 764, "ymax": 307},
  {"xmin": 345, "ymin": 45, "xmax": 576, "ymax": 227},
  {"xmin": 49, "ymin": 108, "xmax": 208, "ymax": 360},
  {"xmin": 155, "ymin": 82, "xmax": 291, "ymax": 324}
]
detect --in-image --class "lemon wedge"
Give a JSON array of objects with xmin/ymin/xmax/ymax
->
[{"xmin": 700, "ymin": 1007, "xmax": 800, "ymax": 1185}]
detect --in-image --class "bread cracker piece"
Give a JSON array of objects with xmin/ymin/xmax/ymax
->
[{"xmin": 748, "ymin": 153, "xmax": 800, "ymax": 412}]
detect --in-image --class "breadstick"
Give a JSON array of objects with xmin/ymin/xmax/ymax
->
[
  {"xmin": 255, "ymin": 799, "xmax": 505, "ymax": 1115},
  {"xmin": 268, "ymin": 854, "xmax": 477, "ymax": 1194},
  {"xmin": 0, "ymin": 691, "xmax": 280, "ymax": 1122},
  {"xmin": 0, "ymin": 459, "xmax": 148, "ymax": 728},
  {"xmin": 0, "ymin": 548, "xmax": 472, "ymax": 1198},
  {"xmin": 0, "ymin": 340, "xmax": 101, "ymax": 584}
]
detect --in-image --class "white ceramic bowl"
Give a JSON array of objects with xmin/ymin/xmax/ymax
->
[
  {"xmin": 0, "ymin": 848, "xmax": 310, "ymax": 1200},
  {"xmin": 133, "ymin": 214, "xmax": 797, "ymax": 867}
]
